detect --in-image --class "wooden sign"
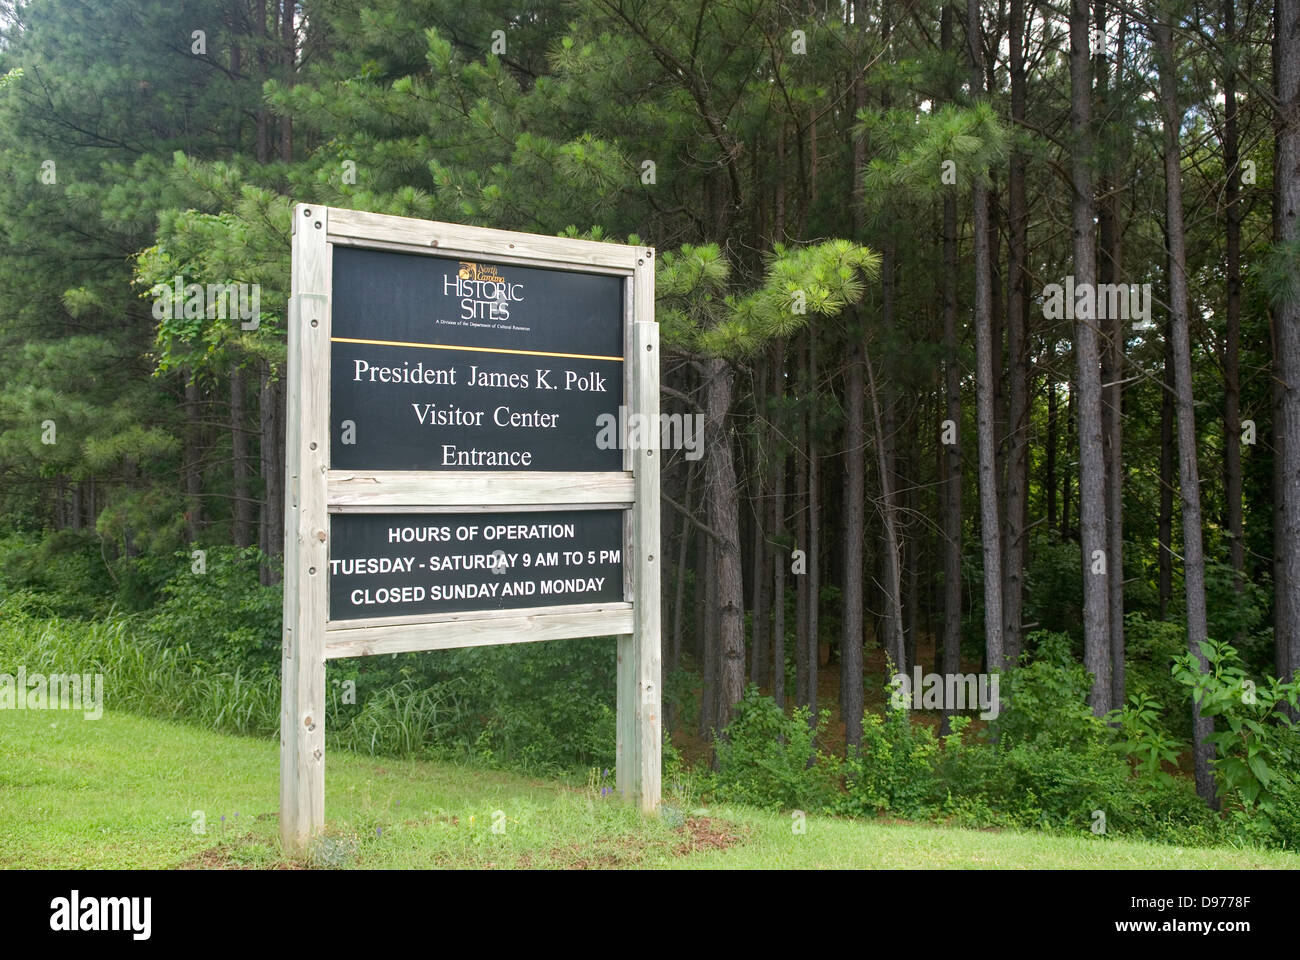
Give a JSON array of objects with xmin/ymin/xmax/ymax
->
[
  {"xmin": 281, "ymin": 205, "xmax": 660, "ymax": 853},
  {"xmin": 329, "ymin": 246, "xmax": 625, "ymax": 471},
  {"xmin": 327, "ymin": 509, "xmax": 625, "ymax": 619}
]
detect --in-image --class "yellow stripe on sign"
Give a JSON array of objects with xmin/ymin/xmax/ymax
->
[{"xmin": 331, "ymin": 336, "xmax": 624, "ymax": 363}]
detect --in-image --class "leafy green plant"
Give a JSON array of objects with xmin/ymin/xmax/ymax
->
[
  {"xmin": 1173, "ymin": 638, "xmax": 1300, "ymax": 814},
  {"xmin": 141, "ymin": 545, "xmax": 281, "ymax": 671},
  {"xmin": 1124, "ymin": 612, "xmax": 1194, "ymax": 739},
  {"xmin": 994, "ymin": 631, "xmax": 1104, "ymax": 748},
  {"xmin": 839, "ymin": 702, "xmax": 939, "ymax": 817},
  {"xmin": 1270, "ymin": 777, "xmax": 1300, "ymax": 850},
  {"xmin": 713, "ymin": 686, "xmax": 840, "ymax": 812},
  {"xmin": 1107, "ymin": 693, "xmax": 1186, "ymax": 785}
]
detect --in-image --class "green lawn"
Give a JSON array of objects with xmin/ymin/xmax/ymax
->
[{"xmin": 2, "ymin": 708, "xmax": 1296, "ymax": 869}]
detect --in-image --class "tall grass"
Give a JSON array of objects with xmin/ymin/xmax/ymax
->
[
  {"xmin": 0, "ymin": 604, "xmax": 461, "ymax": 755},
  {"xmin": 330, "ymin": 676, "xmax": 466, "ymax": 756}
]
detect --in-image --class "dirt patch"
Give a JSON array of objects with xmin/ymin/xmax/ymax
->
[
  {"xmin": 178, "ymin": 833, "xmax": 303, "ymax": 870},
  {"xmin": 516, "ymin": 815, "xmax": 742, "ymax": 869},
  {"xmin": 673, "ymin": 816, "xmax": 741, "ymax": 856}
]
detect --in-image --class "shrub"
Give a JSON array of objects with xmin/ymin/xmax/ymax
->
[
  {"xmin": 1173, "ymin": 638, "xmax": 1300, "ymax": 818},
  {"xmin": 1108, "ymin": 692, "xmax": 1185, "ymax": 785},
  {"xmin": 1270, "ymin": 777, "xmax": 1300, "ymax": 850},
  {"xmin": 431, "ymin": 635, "xmax": 618, "ymax": 772},
  {"xmin": 994, "ymin": 630, "xmax": 1104, "ymax": 748},
  {"xmin": 0, "ymin": 529, "xmax": 122, "ymax": 618},
  {"xmin": 839, "ymin": 704, "xmax": 938, "ymax": 817},
  {"xmin": 1124, "ymin": 613, "xmax": 1194, "ymax": 740},
  {"xmin": 141, "ymin": 546, "xmax": 281, "ymax": 671},
  {"xmin": 713, "ymin": 686, "xmax": 839, "ymax": 811},
  {"xmin": 1021, "ymin": 536, "xmax": 1084, "ymax": 638}
]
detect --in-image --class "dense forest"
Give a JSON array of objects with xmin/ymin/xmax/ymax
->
[{"xmin": 2, "ymin": 0, "xmax": 1299, "ymax": 850}]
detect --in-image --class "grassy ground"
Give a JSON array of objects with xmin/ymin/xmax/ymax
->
[{"xmin": 2, "ymin": 708, "xmax": 1297, "ymax": 869}]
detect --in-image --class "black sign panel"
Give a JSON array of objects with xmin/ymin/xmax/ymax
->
[
  {"xmin": 330, "ymin": 246, "xmax": 624, "ymax": 471},
  {"xmin": 328, "ymin": 509, "xmax": 624, "ymax": 620}
]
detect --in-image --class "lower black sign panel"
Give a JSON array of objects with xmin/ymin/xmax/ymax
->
[{"xmin": 328, "ymin": 509, "xmax": 625, "ymax": 620}]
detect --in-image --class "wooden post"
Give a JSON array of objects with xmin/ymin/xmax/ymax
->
[
  {"xmin": 280, "ymin": 204, "xmax": 330, "ymax": 854},
  {"xmin": 617, "ymin": 251, "xmax": 661, "ymax": 812}
]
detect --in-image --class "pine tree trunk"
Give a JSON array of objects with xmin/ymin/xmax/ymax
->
[
  {"xmin": 1063, "ymin": 383, "xmax": 1075, "ymax": 539},
  {"xmin": 841, "ymin": 0, "xmax": 869, "ymax": 743},
  {"xmin": 1156, "ymin": 14, "xmax": 1217, "ymax": 804},
  {"xmin": 279, "ymin": 0, "xmax": 294, "ymax": 162},
  {"xmin": 231, "ymin": 367, "xmax": 253, "ymax": 548},
  {"xmin": 703, "ymin": 357, "xmax": 746, "ymax": 729},
  {"xmin": 699, "ymin": 534, "xmax": 717, "ymax": 739},
  {"xmin": 1003, "ymin": 0, "xmax": 1031, "ymax": 669},
  {"xmin": 940, "ymin": 186, "xmax": 963, "ymax": 733},
  {"xmin": 771, "ymin": 343, "xmax": 787, "ymax": 709},
  {"xmin": 258, "ymin": 362, "xmax": 284, "ymax": 586},
  {"xmin": 865, "ymin": 336, "xmax": 906, "ymax": 672},
  {"xmin": 1274, "ymin": 17, "xmax": 1291, "ymax": 686},
  {"xmin": 1070, "ymin": 0, "xmax": 1112, "ymax": 712},
  {"xmin": 795, "ymin": 411, "xmax": 810, "ymax": 706},
  {"xmin": 903, "ymin": 438, "xmax": 920, "ymax": 672},
  {"xmin": 1098, "ymin": 0, "xmax": 1126, "ymax": 709},
  {"xmin": 1274, "ymin": 0, "xmax": 1300, "ymax": 686},
  {"xmin": 749, "ymin": 357, "xmax": 768, "ymax": 688},
  {"xmin": 1223, "ymin": 0, "xmax": 1246, "ymax": 607},
  {"xmin": 184, "ymin": 375, "xmax": 203, "ymax": 543},
  {"xmin": 842, "ymin": 335, "xmax": 867, "ymax": 749},
  {"xmin": 806, "ymin": 332, "xmax": 821, "ymax": 723},
  {"xmin": 70, "ymin": 481, "xmax": 82, "ymax": 531},
  {"xmin": 256, "ymin": 0, "xmax": 269, "ymax": 164},
  {"xmin": 671, "ymin": 465, "xmax": 694, "ymax": 675},
  {"xmin": 1047, "ymin": 375, "xmax": 1058, "ymax": 532},
  {"xmin": 1159, "ymin": 301, "xmax": 1176, "ymax": 621},
  {"xmin": 969, "ymin": 0, "xmax": 1006, "ymax": 672}
]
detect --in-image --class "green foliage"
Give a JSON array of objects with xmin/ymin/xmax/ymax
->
[
  {"xmin": 0, "ymin": 529, "xmax": 121, "ymax": 619},
  {"xmin": 859, "ymin": 101, "xmax": 1009, "ymax": 200},
  {"xmin": 329, "ymin": 676, "xmax": 468, "ymax": 758},
  {"xmin": 433, "ymin": 637, "xmax": 618, "ymax": 772},
  {"xmin": 993, "ymin": 631, "xmax": 1103, "ymax": 748},
  {"xmin": 1107, "ymin": 693, "xmax": 1186, "ymax": 785},
  {"xmin": 1271, "ymin": 777, "xmax": 1300, "ymax": 850},
  {"xmin": 1020, "ymin": 537, "xmax": 1084, "ymax": 639},
  {"xmin": 0, "ymin": 577, "xmax": 619, "ymax": 771},
  {"xmin": 0, "ymin": 605, "xmax": 279, "ymax": 738},
  {"xmin": 1173, "ymin": 639, "xmax": 1300, "ymax": 817},
  {"xmin": 1203, "ymin": 561, "xmax": 1273, "ymax": 670},
  {"xmin": 712, "ymin": 687, "xmax": 839, "ymax": 812},
  {"xmin": 839, "ymin": 704, "xmax": 938, "ymax": 818},
  {"xmin": 141, "ymin": 546, "xmax": 282, "ymax": 671},
  {"xmin": 657, "ymin": 240, "xmax": 880, "ymax": 357},
  {"xmin": 1124, "ymin": 613, "xmax": 1193, "ymax": 739}
]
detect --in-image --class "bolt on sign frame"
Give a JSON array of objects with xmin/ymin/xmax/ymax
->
[{"xmin": 281, "ymin": 204, "xmax": 660, "ymax": 853}]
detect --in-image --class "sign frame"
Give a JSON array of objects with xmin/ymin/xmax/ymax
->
[{"xmin": 280, "ymin": 204, "xmax": 660, "ymax": 853}]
